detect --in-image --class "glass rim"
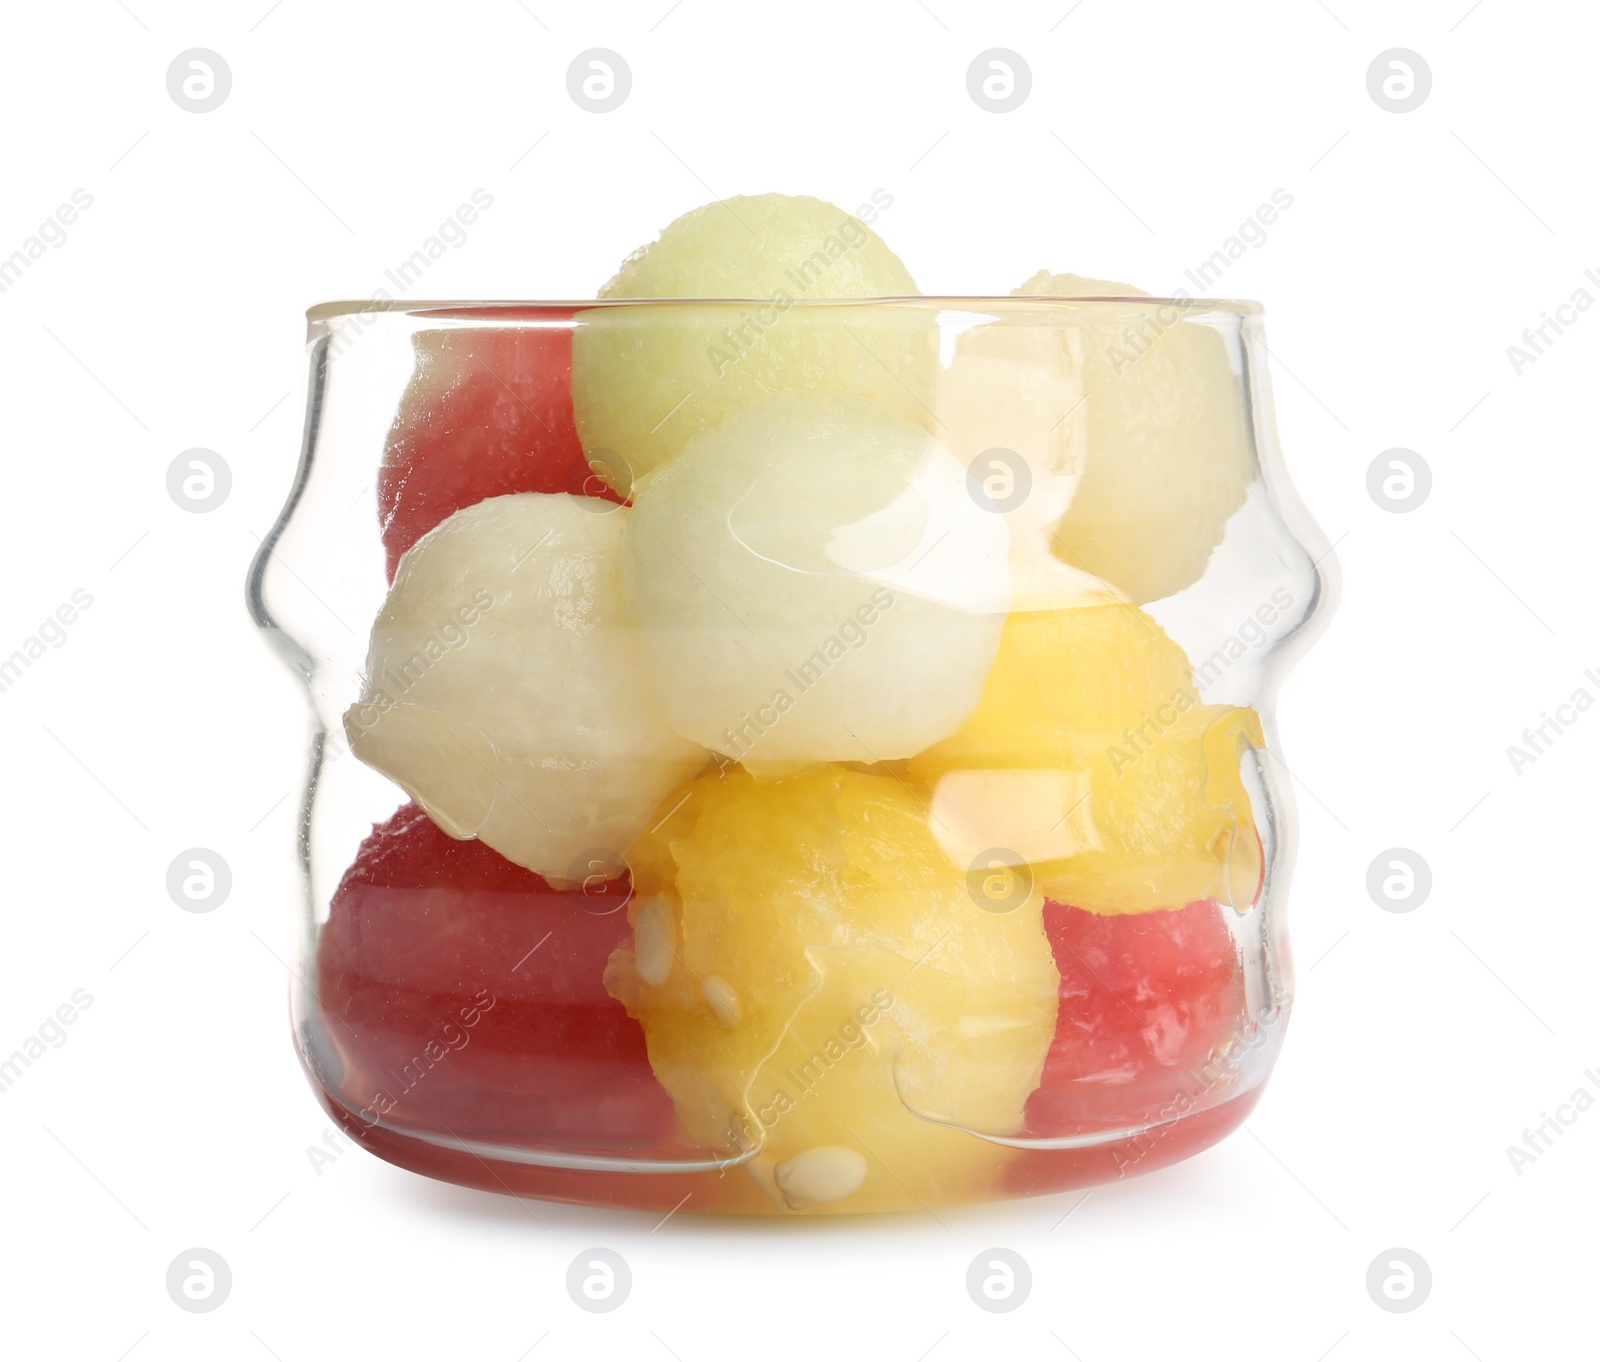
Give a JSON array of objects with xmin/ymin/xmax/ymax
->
[{"xmin": 305, "ymin": 294, "xmax": 1265, "ymax": 323}]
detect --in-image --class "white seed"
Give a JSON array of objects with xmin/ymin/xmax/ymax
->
[
  {"xmin": 700, "ymin": 975, "xmax": 741, "ymax": 1027},
  {"xmin": 773, "ymin": 1146, "xmax": 869, "ymax": 1210},
  {"xmin": 634, "ymin": 895, "xmax": 676, "ymax": 986}
]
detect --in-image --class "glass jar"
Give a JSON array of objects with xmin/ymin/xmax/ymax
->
[{"xmin": 248, "ymin": 296, "xmax": 1334, "ymax": 1215}]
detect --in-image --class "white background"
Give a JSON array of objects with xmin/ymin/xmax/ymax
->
[{"xmin": 1, "ymin": 1, "xmax": 1595, "ymax": 1359}]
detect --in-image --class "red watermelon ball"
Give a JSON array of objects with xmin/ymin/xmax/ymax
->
[
  {"xmin": 316, "ymin": 802, "xmax": 675, "ymax": 1146},
  {"xmin": 1024, "ymin": 898, "xmax": 1247, "ymax": 1137},
  {"xmin": 377, "ymin": 314, "xmax": 622, "ymax": 580}
]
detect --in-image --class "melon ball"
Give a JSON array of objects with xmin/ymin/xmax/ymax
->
[
  {"xmin": 571, "ymin": 193, "xmax": 936, "ymax": 493},
  {"xmin": 908, "ymin": 600, "xmax": 1265, "ymax": 916},
  {"xmin": 620, "ymin": 395, "xmax": 1010, "ymax": 773},
  {"xmin": 934, "ymin": 309, "xmax": 1108, "ymax": 611},
  {"xmin": 344, "ymin": 494, "xmax": 707, "ymax": 887},
  {"xmin": 1012, "ymin": 271, "xmax": 1256, "ymax": 603},
  {"xmin": 604, "ymin": 766, "xmax": 1060, "ymax": 1212}
]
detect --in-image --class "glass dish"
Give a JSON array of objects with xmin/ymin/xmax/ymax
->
[{"xmin": 248, "ymin": 296, "xmax": 1334, "ymax": 1215}]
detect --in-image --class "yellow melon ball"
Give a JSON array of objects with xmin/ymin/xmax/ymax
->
[
  {"xmin": 344, "ymin": 494, "xmax": 707, "ymax": 887},
  {"xmin": 571, "ymin": 193, "xmax": 936, "ymax": 492},
  {"xmin": 604, "ymin": 766, "xmax": 1060, "ymax": 1213},
  {"xmin": 1012, "ymin": 271, "xmax": 1256, "ymax": 603},
  {"xmin": 908, "ymin": 600, "xmax": 1264, "ymax": 915}
]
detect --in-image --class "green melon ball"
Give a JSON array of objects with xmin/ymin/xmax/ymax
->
[
  {"xmin": 1013, "ymin": 271, "xmax": 1256, "ymax": 603},
  {"xmin": 620, "ymin": 394, "xmax": 1010, "ymax": 774},
  {"xmin": 572, "ymin": 194, "xmax": 936, "ymax": 494}
]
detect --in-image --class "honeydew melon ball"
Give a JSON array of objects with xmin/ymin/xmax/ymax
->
[
  {"xmin": 343, "ymin": 493, "xmax": 707, "ymax": 887},
  {"xmin": 1012, "ymin": 271, "xmax": 1256, "ymax": 603},
  {"xmin": 571, "ymin": 193, "xmax": 935, "ymax": 494},
  {"xmin": 620, "ymin": 395, "xmax": 1010, "ymax": 774}
]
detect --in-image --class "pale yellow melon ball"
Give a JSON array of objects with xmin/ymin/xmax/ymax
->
[
  {"xmin": 344, "ymin": 494, "xmax": 706, "ymax": 886},
  {"xmin": 1012, "ymin": 271, "xmax": 1256, "ymax": 603}
]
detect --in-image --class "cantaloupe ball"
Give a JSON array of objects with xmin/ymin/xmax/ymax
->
[
  {"xmin": 1012, "ymin": 271, "xmax": 1256, "ymax": 603},
  {"xmin": 343, "ymin": 494, "xmax": 706, "ymax": 887},
  {"xmin": 908, "ymin": 599, "xmax": 1264, "ymax": 916},
  {"xmin": 571, "ymin": 193, "xmax": 936, "ymax": 493},
  {"xmin": 604, "ymin": 766, "xmax": 1060, "ymax": 1213},
  {"xmin": 619, "ymin": 394, "xmax": 1010, "ymax": 774}
]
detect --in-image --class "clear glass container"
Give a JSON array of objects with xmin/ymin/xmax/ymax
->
[{"xmin": 248, "ymin": 296, "xmax": 1334, "ymax": 1215}]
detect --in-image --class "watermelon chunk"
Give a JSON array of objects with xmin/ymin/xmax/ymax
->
[
  {"xmin": 1024, "ymin": 899, "xmax": 1246, "ymax": 1137},
  {"xmin": 316, "ymin": 803, "xmax": 675, "ymax": 1147},
  {"xmin": 378, "ymin": 316, "xmax": 620, "ymax": 579}
]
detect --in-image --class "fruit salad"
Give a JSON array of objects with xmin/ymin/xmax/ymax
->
[{"xmin": 302, "ymin": 194, "xmax": 1295, "ymax": 1215}]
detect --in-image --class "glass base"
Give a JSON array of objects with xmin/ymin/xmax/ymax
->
[{"xmin": 310, "ymin": 1074, "xmax": 1264, "ymax": 1216}]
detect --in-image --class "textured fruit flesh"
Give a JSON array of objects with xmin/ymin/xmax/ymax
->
[
  {"xmin": 1012, "ymin": 271, "xmax": 1255, "ymax": 604},
  {"xmin": 346, "ymin": 493, "xmax": 707, "ymax": 886},
  {"xmin": 314, "ymin": 803, "xmax": 675, "ymax": 1145},
  {"xmin": 378, "ymin": 320, "xmax": 617, "ymax": 580},
  {"xmin": 571, "ymin": 193, "xmax": 935, "ymax": 492},
  {"xmin": 604, "ymin": 765, "xmax": 1060, "ymax": 1212},
  {"xmin": 909, "ymin": 599, "xmax": 1264, "ymax": 915},
  {"xmin": 1024, "ymin": 898, "xmax": 1245, "ymax": 1137}
]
